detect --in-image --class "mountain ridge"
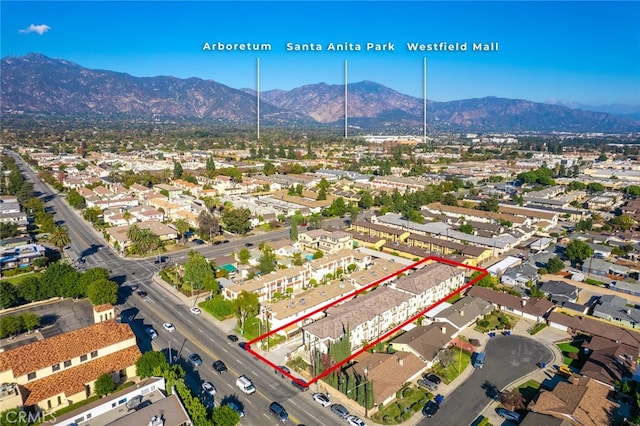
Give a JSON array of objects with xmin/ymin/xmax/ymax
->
[{"xmin": 2, "ymin": 53, "xmax": 639, "ymax": 132}]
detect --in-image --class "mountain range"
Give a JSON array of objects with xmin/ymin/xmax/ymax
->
[{"xmin": 2, "ymin": 53, "xmax": 639, "ymax": 133}]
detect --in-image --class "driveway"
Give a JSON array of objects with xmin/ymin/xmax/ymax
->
[{"xmin": 417, "ymin": 334, "xmax": 553, "ymax": 426}]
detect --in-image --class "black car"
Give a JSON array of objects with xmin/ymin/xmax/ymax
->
[
  {"xmin": 330, "ymin": 404, "xmax": 349, "ymax": 418},
  {"xmin": 137, "ymin": 290, "xmax": 148, "ymax": 297},
  {"xmin": 424, "ymin": 373, "xmax": 442, "ymax": 385},
  {"xmin": 213, "ymin": 360, "xmax": 227, "ymax": 374},
  {"xmin": 275, "ymin": 365, "xmax": 290, "ymax": 378},
  {"xmin": 188, "ymin": 353, "xmax": 203, "ymax": 367},
  {"xmin": 227, "ymin": 334, "xmax": 239, "ymax": 342},
  {"xmin": 269, "ymin": 401, "xmax": 288, "ymax": 423},
  {"xmin": 422, "ymin": 400, "xmax": 439, "ymax": 417}
]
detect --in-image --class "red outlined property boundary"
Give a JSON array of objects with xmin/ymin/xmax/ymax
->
[{"xmin": 246, "ymin": 255, "xmax": 488, "ymax": 387}]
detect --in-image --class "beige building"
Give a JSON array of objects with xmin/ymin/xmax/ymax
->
[{"xmin": 0, "ymin": 308, "xmax": 141, "ymax": 413}]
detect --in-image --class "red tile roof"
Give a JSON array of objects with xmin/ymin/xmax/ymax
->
[{"xmin": 0, "ymin": 320, "xmax": 135, "ymax": 378}]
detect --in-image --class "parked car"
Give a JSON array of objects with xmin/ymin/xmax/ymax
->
[
  {"xmin": 269, "ymin": 401, "xmax": 288, "ymax": 422},
  {"xmin": 424, "ymin": 373, "xmax": 441, "ymax": 385},
  {"xmin": 144, "ymin": 327, "xmax": 158, "ymax": 340},
  {"xmin": 422, "ymin": 400, "xmax": 439, "ymax": 417},
  {"xmin": 202, "ymin": 381, "xmax": 216, "ymax": 397},
  {"xmin": 417, "ymin": 379, "xmax": 438, "ymax": 392},
  {"xmin": 227, "ymin": 334, "xmax": 239, "ymax": 342},
  {"xmin": 291, "ymin": 378, "xmax": 309, "ymax": 391},
  {"xmin": 224, "ymin": 401, "xmax": 244, "ymax": 418},
  {"xmin": 312, "ymin": 392, "xmax": 330, "ymax": 407},
  {"xmin": 275, "ymin": 365, "xmax": 291, "ymax": 378},
  {"xmin": 496, "ymin": 408, "xmax": 521, "ymax": 423},
  {"xmin": 188, "ymin": 353, "xmax": 203, "ymax": 367},
  {"xmin": 190, "ymin": 307, "xmax": 201, "ymax": 315},
  {"xmin": 213, "ymin": 360, "xmax": 227, "ymax": 374},
  {"xmin": 346, "ymin": 415, "xmax": 367, "ymax": 426},
  {"xmin": 162, "ymin": 322, "xmax": 176, "ymax": 332},
  {"xmin": 330, "ymin": 404, "xmax": 349, "ymax": 418}
]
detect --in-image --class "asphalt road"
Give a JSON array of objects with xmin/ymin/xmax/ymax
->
[
  {"xmin": 418, "ymin": 335, "xmax": 553, "ymax": 426},
  {"xmin": 12, "ymin": 152, "xmax": 336, "ymax": 426}
]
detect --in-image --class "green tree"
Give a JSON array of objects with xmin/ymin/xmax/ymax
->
[
  {"xmin": 21, "ymin": 312, "xmax": 40, "ymax": 333},
  {"xmin": 206, "ymin": 156, "xmax": 216, "ymax": 178},
  {"xmin": 0, "ymin": 409, "xmax": 30, "ymax": 426},
  {"xmin": 358, "ymin": 191, "xmax": 373, "ymax": 210},
  {"xmin": 460, "ymin": 224, "xmax": 474, "ymax": 234},
  {"xmin": 587, "ymin": 182, "xmax": 605, "ymax": 192},
  {"xmin": 86, "ymin": 278, "xmax": 119, "ymax": 305},
  {"xmin": 0, "ymin": 281, "xmax": 18, "ymax": 309},
  {"xmin": 83, "ymin": 206, "xmax": 102, "ymax": 224},
  {"xmin": 17, "ymin": 275, "xmax": 42, "ymax": 302},
  {"xmin": 476, "ymin": 198, "xmax": 500, "ymax": 212},
  {"xmin": 0, "ymin": 222, "xmax": 20, "ymax": 238},
  {"xmin": 184, "ymin": 251, "xmax": 215, "ymax": 291},
  {"xmin": 237, "ymin": 247, "xmax": 251, "ymax": 265},
  {"xmin": 173, "ymin": 161, "xmax": 184, "ymax": 179},
  {"xmin": 49, "ymin": 225, "xmax": 71, "ymax": 250},
  {"xmin": 470, "ymin": 271, "xmax": 497, "ymax": 288},
  {"xmin": 292, "ymin": 252, "xmax": 304, "ymax": 266},
  {"xmin": 317, "ymin": 187, "xmax": 327, "ymax": 201},
  {"xmin": 198, "ymin": 210, "xmax": 219, "ymax": 240},
  {"xmin": 313, "ymin": 250, "xmax": 324, "ymax": 259},
  {"xmin": 173, "ymin": 218, "xmax": 191, "ymax": 243},
  {"xmin": 221, "ymin": 208, "xmax": 252, "ymax": 235},
  {"xmin": 0, "ymin": 315, "xmax": 23, "ymax": 338},
  {"xmin": 610, "ymin": 215, "xmax": 634, "ymax": 231},
  {"xmin": 136, "ymin": 351, "xmax": 170, "ymax": 378},
  {"xmin": 233, "ymin": 290, "xmax": 260, "ymax": 336},
  {"xmin": 263, "ymin": 161, "xmax": 277, "ymax": 176},
  {"xmin": 442, "ymin": 193, "xmax": 459, "ymax": 206},
  {"xmin": 94, "ymin": 373, "xmax": 116, "ymax": 396},
  {"xmin": 546, "ymin": 256, "xmax": 565, "ymax": 274},
  {"xmin": 565, "ymin": 240, "xmax": 594, "ymax": 265},
  {"xmin": 626, "ymin": 185, "xmax": 640, "ymax": 196},
  {"xmin": 258, "ymin": 245, "xmax": 277, "ymax": 274},
  {"xmin": 212, "ymin": 405, "xmax": 241, "ymax": 426},
  {"xmin": 290, "ymin": 216, "xmax": 299, "ymax": 241},
  {"xmin": 67, "ymin": 188, "xmax": 86, "ymax": 208}
]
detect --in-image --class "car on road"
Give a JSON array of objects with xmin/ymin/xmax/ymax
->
[
  {"xmin": 346, "ymin": 415, "xmax": 367, "ymax": 426},
  {"xmin": 275, "ymin": 365, "xmax": 290, "ymax": 377},
  {"xmin": 222, "ymin": 240, "xmax": 230, "ymax": 244},
  {"xmin": 162, "ymin": 322, "xmax": 176, "ymax": 332},
  {"xmin": 213, "ymin": 241, "xmax": 222, "ymax": 246},
  {"xmin": 417, "ymin": 379, "xmax": 438, "ymax": 392},
  {"xmin": 422, "ymin": 400, "xmax": 439, "ymax": 417},
  {"xmin": 312, "ymin": 392, "xmax": 330, "ymax": 407},
  {"xmin": 424, "ymin": 373, "xmax": 442, "ymax": 385},
  {"xmin": 144, "ymin": 327, "xmax": 158, "ymax": 340},
  {"xmin": 244, "ymin": 242, "xmax": 254, "ymax": 247},
  {"xmin": 188, "ymin": 353, "xmax": 203, "ymax": 367},
  {"xmin": 213, "ymin": 360, "xmax": 227, "ymax": 374},
  {"xmin": 189, "ymin": 307, "xmax": 201, "ymax": 315},
  {"xmin": 137, "ymin": 290, "xmax": 148, "ymax": 298},
  {"xmin": 223, "ymin": 401, "xmax": 244, "ymax": 418},
  {"xmin": 129, "ymin": 285, "xmax": 138, "ymax": 291},
  {"xmin": 201, "ymin": 381, "xmax": 216, "ymax": 397},
  {"xmin": 330, "ymin": 404, "xmax": 349, "ymax": 418},
  {"xmin": 269, "ymin": 401, "xmax": 288, "ymax": 422},
  {"xmin": 496, "ymin": 408, "xmax": 521, "ymax": 423},
  {"xmin": 227, "ymin": 334, "xmax": 239, "ymax": 342}
]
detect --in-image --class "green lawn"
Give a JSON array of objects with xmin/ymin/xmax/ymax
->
[
  {"xmin": 1, "ymin": 272, "xmax": 42, "ymax": 285},
  {"xmin": 372, "ymin": 385, "xmax": 431, "ymax": 425},
  {"xmin": 557, "ymin": 341, "xmax": 581, "ymax": 365},
  {"xmin": 430, "ymin": 349, "xmax": 471, "ymax": 384},
  {"xmin": 474, "ymin": 311, "xmax": 519, "ymax": 333}
]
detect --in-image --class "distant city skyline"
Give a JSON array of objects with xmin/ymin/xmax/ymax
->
[{"xmin": 2, "ymin": 1, "xmax": 639, "ymax": 106}]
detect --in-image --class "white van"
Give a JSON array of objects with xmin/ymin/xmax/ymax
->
[{"xmin": 236, "ymin": 375, "xmax": 256, "ymax": 395}]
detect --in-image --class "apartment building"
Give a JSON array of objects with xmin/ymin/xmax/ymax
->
[
  {"xmin": 0, "ymin": 313, "xmax": 141, "ymax": 413},
  {"xmin": 298, "ymin": 230, "xmax": 353, "ymax": 254}
]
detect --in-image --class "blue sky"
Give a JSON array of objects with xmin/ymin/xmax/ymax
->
[{"xmin": 2, "ymin": 1, "xmax": 639, "ymax": 106}]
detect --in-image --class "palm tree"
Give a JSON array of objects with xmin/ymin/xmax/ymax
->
[
  {"xmin": 173, "ymin": 219, "xmax": 191, "ymax": 243},
  {"xmin": 49, "ymin": 225, "xmax": 70, "ymax": 250},
  {"xmin": 122, "ymin": 210, "xmax": 133, "ymax": 225}
]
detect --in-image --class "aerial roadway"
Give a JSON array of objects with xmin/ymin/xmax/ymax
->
[{"xmin": 11, "ymin": 152, "xmax": 333, "ymax": 425}]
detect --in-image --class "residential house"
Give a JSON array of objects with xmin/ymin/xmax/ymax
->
[
  {"xmin": 224, "ymin": 267, "xmax": 311, "ymax": 302},
  {"xmin": 0, "ymin": 243, "xmax": 46, "ymax": 273},
  {"xmin": 348, "ymin": 351, "xmax": 425, "ymax": 408},
  {"xmin": 105, "ymin": 221, "xmax": 178, "ymax": 251},
  {"xmin": 0, "ymin": 316, "xmax": 141, "ymax": 413},
  {"xmin": 152, "ymin": 184, "xmax": 183, "ymax": 199},
  {"xmin": 528, "ymin": 375, "xmax": 619, "ymax": 425},
  {"xmin": 351, "ymin": 221, "xmax": 410, "ymax": 243},
  {"xmin": 389, "ymin": 324, "xmax": 455, "ymax": 368},
  {"xmin": 298, "ymin": 230, "xmax": 352, "ymax": 254},
  {"xmin": 547, "ymin": 312, "xmax": 640, "ymax": 351},
  {"xmin": 583, "ymin": 257, "xmax": 628, "ymax": 278},
  {"xmin": 467, "ymin": 286, "xmax": 555, "ymax": 323},
  {"xmin": 430, "ymin": 296, "xmax": 494, "ymax": 334},
  {"xmin": 348, "ymin": 259, "xmax": 404, "ymax": 290},
  {"xmin": 581, "ymin": 336, "xmax": 636, "ymax": 388},
  {"xmin": 501, "ymin": 262, "xmax": 539, "ymax": 287},
  {"xmin": 592, "ymin": 295, "xmax": 640, "ymax": 328},
  {"xmin": 265, "ymin": 239, "xmax": 300, "ymax": 257},
  {"xmin": 539, "ymin": 280, "xmax": 579, "ymax": 304}
]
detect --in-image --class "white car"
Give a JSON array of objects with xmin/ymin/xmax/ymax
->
[
  {"xmin": 190, "ymin": 307, "xmax": 201, "ymax": 315},
  {"xmin": 201, "ymin": 381, "xmax": 216, "ymax": 397},
  {"xmin": 312, "ymin": 392, "xmax": 330, "ymax": 407},
  {"xmin": 347, "ymin": 415, "xmax": 367, "ymax": 426},
  {"xmin": 162, "ymin": 322, "xmax": 176, "ymax": 332}
]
